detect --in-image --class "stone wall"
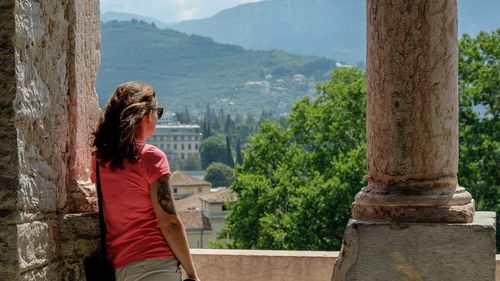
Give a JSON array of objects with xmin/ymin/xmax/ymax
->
[
  {"xmin": 0, "ymin": 0, "xmax": 100, "ymax": 280},
  {"xmin": 0, "ymin": 0, "xmax": 20, "ymax": 278},
  {"xmin": 191, "ymin": 249, "xmax": 338, "ymax": 281},
  {"xmin": 66, "ymin": 0, "xmax": 100, "ymax": 213}
]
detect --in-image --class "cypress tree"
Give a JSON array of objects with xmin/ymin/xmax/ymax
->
[
  {"xmin": 236, "ymin": 138, "xmax": 243, "ymax": 165},
  {"xmin": 225, "ymin": 136, "xmax": 235, "ymax": 168}
]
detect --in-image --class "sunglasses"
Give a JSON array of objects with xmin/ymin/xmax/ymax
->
[{"xmin": 154, "ymin": 107, "xmax": 164, "ymax": 119}]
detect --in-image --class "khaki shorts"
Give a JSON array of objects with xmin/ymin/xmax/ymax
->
[{"xmin": 115, "ymin": 257, "xmax": 181, "ymax": 281}]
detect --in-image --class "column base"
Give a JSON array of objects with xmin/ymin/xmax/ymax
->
[
  {"xmin": 352, "ymin": 186, "xmax": 475, "ymax": 223},
  {"xmin": 332, "ymin": 211, "xmax": 496, "ymax": 281}
]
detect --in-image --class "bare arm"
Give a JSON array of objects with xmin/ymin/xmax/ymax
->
[{"xmin": 150, "ymin": 175, "xmax": 199, "ymax": 280}]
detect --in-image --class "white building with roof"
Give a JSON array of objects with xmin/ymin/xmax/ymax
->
[
  {"xmin": 171, "ymin": 171, "xmax": 212, "ymax": 199},
  {"xmin": 147, "ymin": 124, "xmax": 203, "ymax": 167},
  {"xmin": 244, "ymin": 80, "xmax": 270, "ymax": 94},
  {"xmin": 176, "ymin": 186, "xmax": 236, "ymax": 248}
]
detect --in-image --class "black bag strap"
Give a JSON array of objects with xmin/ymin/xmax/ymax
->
[{"xmin": 95, "ymin": 161, "xmax": 108, "ymax": 259}]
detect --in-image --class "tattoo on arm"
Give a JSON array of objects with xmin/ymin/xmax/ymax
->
[{"xmin": 157, "ymin": 175, "xmax": 176, "ymax": 214}]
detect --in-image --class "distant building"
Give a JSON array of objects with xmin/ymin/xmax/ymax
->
[
  {"xmin": 176, "ymin": 187, "xmax": 236, "ymax": 248},
  {"xmin": 157, "ymin": 111, "xmax": 177, "ymax": 125},
  {"xmin": 147, "ymin": 124, "xmax": 202, "ymax": 167},
  {"xmin": 275, "ymin": 79, "xmax": 286, "ymax": 87},
  {"xmin": 178, "ymin": 210, "xmax": 211, "ymax": 248},
  {"xmin": 199, "ymin": 188, "xmax": 235, "ymax": 244},
  {"xmin": 291, "ymin": 74, "xmax": 308, "ymax": 91},
  {"xmin": 244, "ymin": 80, "xmax": 270, "ymax": 94},
  {"xmin": 292, "ymin": 74, "xmax": 305, "ymax": 82},
  {"xmin": 171, "ymin": 171, "xmax": 212, "ymax": 199},
  {"xmin": 335, "ymin": 62, "xmax": 354, "ymax": 68}
]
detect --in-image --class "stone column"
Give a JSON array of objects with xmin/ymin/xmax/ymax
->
[
  {"xmin": 332, "ymin": 1, "xmax": 496, "ymax": 280},
  {"xmin": 352, "ymin": 0, "xmax": 474, "ymax": 223},
  {"xmin": 65, "ymin": 0, "xmax": 101, "ymax": 213}
]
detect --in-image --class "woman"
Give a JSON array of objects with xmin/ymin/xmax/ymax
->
[{"xmin": 91, "ymin": 81, "xmax": 200, "ymax": 281}]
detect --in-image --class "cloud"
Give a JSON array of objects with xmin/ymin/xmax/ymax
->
[
  {"xmin": 100, "ymin": 0, "xmax": 262, "ymax": 23},
  {"xmin": 178, "ymin": 8, "xmax": 199, "ymax": 21}
]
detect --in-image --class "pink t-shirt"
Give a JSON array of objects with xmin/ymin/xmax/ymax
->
[{"xmin": 92, "ymin": 140, "xmax": 173, "ymax": 269}]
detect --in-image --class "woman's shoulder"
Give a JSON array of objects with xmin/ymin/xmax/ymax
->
[
  {"xmin": 139, "ymin": 143, "xmax": 170, "ymax": 182},
  {"xmin": 141, "ymin": 143, "xmax": 167, "ymax": 159}
]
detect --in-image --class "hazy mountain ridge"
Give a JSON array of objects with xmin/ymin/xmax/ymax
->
[
  {"xmin": 171, "ymin": 0, "xmax": 500, "ymax": 64},
  {"xmin": 96, "ymin": 20, "xmax": 337, "ymax": 115},
  {"xmin": 173, "ymin": 0, "xmax": 365, "ymax": 64},
  {"xmin": 101, "ymin": 11, "xmax": 176, "ymax": 29}
]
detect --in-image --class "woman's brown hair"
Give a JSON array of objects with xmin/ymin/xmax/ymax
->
[{"xmin": 91, "ymin": 81, "xmax": 157, "ymax": 170}]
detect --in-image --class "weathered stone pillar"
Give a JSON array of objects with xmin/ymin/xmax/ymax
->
[
  {"xmin": 0, "ymin": 1, "xmax": 21, "ymax": 280},
  {"xmin": 0, "ymin": 0, "xmax": 100, "ymax": 280},
  {"xmin": 352, "ymin": 0, "xmax": 474, "ymax": 223},
  {"xmin": 332, "ymin": 1, "xmax": 496, "ymax": 280},
  {"xmin": 65, "ymin": 0, "xmax": 101, "ymax": 213}
]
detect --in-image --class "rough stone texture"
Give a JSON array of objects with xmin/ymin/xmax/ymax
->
[
  {"xmin": 14, "ymin": 0, "xmax": 70, "ymax": 217},
  {"xmin": 191, "ymin": 249, "xmax": 338, "ymax": 281},
  {"xmin": 0, "ymin": 1, "xmax": 20, "ymax": 279},
  {"xmin": 352, "ymin": 0, "xmax": 474, "ymax": 223},
  {"xmin": 0, "ymin": 0, "xmax": 101, "ymax": 279},
  {"xmin": 19, "ymin": 262, "xmax": 60, "ymax": 281},
  {"xmin": 18, "ymin": 221, "xmax": 58, "ymax": 272},
  {"xmin": 0, "ymin": 225, "xmax": 19, "ymax": 268},
  {"xmin": 0, "ymin": 0, "xmax": 20, "ymax": 214},
  {"xmin": 66, "ymin": 0, "xmax": 101, "ymax": 213},
  {"xmin": 332, "ymin": 212, "xmax": 496, "ymax": 281},
  {"xmin": 6, "ymin": 2, "xmax": 73, "ymax": 279},
  {"xmin": 59, "ymin": 213, "xmax": 100, "ymax": 281}
]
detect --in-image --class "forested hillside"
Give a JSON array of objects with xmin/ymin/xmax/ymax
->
[{"xmin": 96, "ymin": 20, "xmax": 337, "ymax": 116}]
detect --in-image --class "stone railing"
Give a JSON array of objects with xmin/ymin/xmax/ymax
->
[
  {"xmin": 191, "ymin": 250, "xmax": 500, "ymax": 281},
  {"xmin": 191, "ymin": 249, "xmax": 337, "ymax": 281},
  {"xmin": 60, "ymin": 213, "xmax": 499, "ymax": 281}
]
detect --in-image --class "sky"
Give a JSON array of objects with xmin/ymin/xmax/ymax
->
[{"xmin": 100, "ymin": 0, "xmax": 262, "ymax": 23}]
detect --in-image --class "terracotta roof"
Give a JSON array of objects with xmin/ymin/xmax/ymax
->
[
  {"xmin": 171, "ymin": 171, "xmax": 212, "ymax": 187},
  {"xmin": 179, "ymin": 210, "xmax": 211, "ymax": 230},
  {"xmin": 199, "ymin": 187, "xmax": 236, "ymax": 203},
  {"xmin": 175, "ymin": 191, "xmax": 209, "ymax": 212}
]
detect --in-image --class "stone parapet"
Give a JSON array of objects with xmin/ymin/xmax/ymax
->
[
  {"xmin": 191, "ymin": 249, "xmax": 337, "ymax": 281},
  {"xmin": 497, "ymin": 255, "xmax": 500, "ymax": 281}
]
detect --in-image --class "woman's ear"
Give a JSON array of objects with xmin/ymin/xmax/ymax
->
[{"xmin": 144, "ymin": 111, "xmax": 152, "ymax": 124}]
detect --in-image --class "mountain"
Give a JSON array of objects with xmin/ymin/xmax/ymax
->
[
  {"xmin": 172, "ymin": 0, "xmax": 500, "ymax": 64},
  {"xmin": 96, "ymin": 20, "xmax": 337, "ymax": 116},
  {"xmin": 101, "ymin": 11, "xmax": 175, "ymax": 29},
  {"xmin": 173, "ymin": 0, "xmax": 365, "ymax": 64}
]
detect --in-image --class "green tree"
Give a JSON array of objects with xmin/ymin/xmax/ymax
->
[
  {"xmin": 220, "ymin": 68, "xmax": 367, "ymax": 250},
  {"xmin": 180, "ymin": 154, "xmax": 201, "ymax": 171},
  {"xmin": 458, "ymin": 29, "xmax": 499, "ymax": 251},
  {"xmin": 199, "ymin": 136, "xmax": 226, "ymax": 169},
  {"xmin": 225, "ymin": 136, "xmax": 235, "ymax": 168},
  {"xmin": 202, "ymin": 115, "xmax": 212, "ymax": 139},
  {"xmin": 175, "ymin": 108, "xmax": 191, "ymax": 124},
  {"xmin": 235, "ymin": 138, "xmax": 243, "ymax": 165},
  {"xmin": 205, "ymin": 162, "xmax": 234, "ymax": 188},
  {"xmin": 224, "ymin": 114, "xmax": 235, "ymax": 135},
  {"xmin": 211, "ymin": 108, "xmax": 221, "ymax": 130}
]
